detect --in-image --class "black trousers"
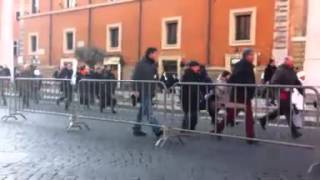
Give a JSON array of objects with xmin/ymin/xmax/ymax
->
[
  {"xmin": 261, "ymin": 99, "xmax": 299, "ymax": 134},
  {"xmin": 182, "ymin": 111, "xmax": 198, "ymax": 130}
]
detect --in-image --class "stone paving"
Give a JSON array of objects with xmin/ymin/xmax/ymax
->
[{"xmin": 0, "ymin": 109, "xmax": 320, "ymax": 180}]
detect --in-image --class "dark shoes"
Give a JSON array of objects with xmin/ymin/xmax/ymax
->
[
  {"xmin": 247, "ymin": 139, "xmax": 259, "ymax": 145},
  {"xmin": 155, "ymin": 130, "xmax": 163, "ymax": 139},
  {"xmin": 133, "ymin": 130, "xmax": 147, "ymax": 137},
  {"xmin": 292, "ymin": 131, "xmax": 303, "ymax": 139},
  {"xmin": 259, "ymin": 118, "xmax": 267, "ymax": 130}
]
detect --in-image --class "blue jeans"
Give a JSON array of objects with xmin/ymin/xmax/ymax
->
[{"xmin": 133, "ymin": 95, "xmax": 161, "ymax": 135}]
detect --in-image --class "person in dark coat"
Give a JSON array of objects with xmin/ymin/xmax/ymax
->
[
  {"xmin": 56, "ymin": 64, "xmax": 73, "ymax": 110},
  {"xmin": 98, "ymin": 66, "xmax": 117, "ymax": 113},
  {"xmin": 78, "ymin": 65, "xmax": 91, "ymax": 108},
  {"xmin": 132, "ymin": 47, "xmax": 163, "ymax": 138},
  {"xmin": 181, "ymin": 61, "xmax": 202, "ymax": 130},
  {"xmin": 259, "ymin": 56, "xmax": 303, "ymax": 139},
  {"xmin": 222, "ymin": 48, "xmax": 256, "ymax": 143},
  {"xmin": 18, "ymin": 64, "xmax": 34, "ymax": 108},
  {"xmin": 0, "ymin": 66, "xmax": 10, "ymax": 106},
  {"xmin": 263, "ymin": 59, "xmax": 277, "ymax": 83},
  {"xmin": 263, "ymin": 59, "xmax": 277, "ymax": 104}
]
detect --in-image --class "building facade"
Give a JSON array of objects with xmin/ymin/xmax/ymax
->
[
  {"xmin": 0, "ymin": 0, "xmax": 20, "ymax": 67},
  {"xmin": 16, "ymin": 0, "xmax": 308, "ymax": 79}
]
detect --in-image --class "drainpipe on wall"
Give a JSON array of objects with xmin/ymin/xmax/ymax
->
[
  {"xmin": 48, "ymin": 0, "xmax": 53, "ymax": 65},
  {"xmin": 206, "ymin": 0, "xmax": 213, "ymax": 66},
  {"xmin": 88, "ymin": 0, "xmax": 92, "ymax": 47},
  {"xmin": 137, "ymin": 0, "xmax": 143, "ymax": 60}
]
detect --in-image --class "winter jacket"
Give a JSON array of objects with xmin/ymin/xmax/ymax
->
[
  {"xmin": 132, "ymin": 57, "xmax": 158, "ymax": 97},
  {"xmin": 263, "ymin": 64, "xmax": 277, "ymax": 82},
  {"xmin": 271, "ymin": 64, "xmax": 303, "ymax": 100},
  {"xmin": 228, "ymin": 59, "xmax": 256, "ymax": 103},
  {"xmin": 181, "ymin": 69, "xmax": 202, "ymax": 112}
]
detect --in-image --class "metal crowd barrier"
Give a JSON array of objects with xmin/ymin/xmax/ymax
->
[
  {"xmin": 0, "ymin": 77, "xmax": 10, "ymax": 120},
  {"xmin": 13, "ymin": 78, "xmax": 75, "ymax": 121},
  {"xmin": 72, "ymin": 79, "xmax": 168, "ymax": 132},
  {"xmin": 163, "ymin": 82, "xmax": 320, "ymax": 149},
  {"xmin": 1, "ymin": 77, "xmax": 320, "ymax": 150}
]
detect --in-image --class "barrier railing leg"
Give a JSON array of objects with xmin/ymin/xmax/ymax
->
[
  {"xmin": 67, "ymin": 113, "xmax": 90, "ymax": 131},
  {"xmin": 155, "ymin": 126, "xmax": 184, "ymax": 148}
]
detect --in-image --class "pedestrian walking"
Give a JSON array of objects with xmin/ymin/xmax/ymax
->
[
  {"xmin": 224, "ymin": 48, "xmax": 257, "ymax": 144},
  {"xmin": 132, "ymin": 47, "xmax": 163, "ymax": 138},
  {"xmin": 97, "ymin": 66, "xmax": 117, "ymax": 114},
  {"xmin": 259, "ymin": 56, "xmax": 303, "ymax": 139},
  {"xmin": 263, "ymin": 59, "xmax": 277, "ymax": 105},
  {"xmin": 19, "ymin": 64, "xmax": 34, "ymax": 108},
  {"xmin": 56, "ymin": 64, "xmax": 73, "ymax": 110},
  {"xmin": 180, "ymin": 61, "xmax": 202, "ymax": 130},
  {"xmin": 0, "ymin": 65, "xmax": 9, "ymax": 106},
  {"xmin": 208, "ymin": 71, "xmax": 231, "ymax": 133}
]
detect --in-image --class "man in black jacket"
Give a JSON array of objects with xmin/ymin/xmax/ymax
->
[
  {"xmin": 181, "ymin": 61, "xmax": 202, "ymax": 130},
  {"xmin": 56, "ymin": 64, "xmax": 73, "ymax": 110},
  {"xmin": 132, "ymin": 47, "xmax": 162, "ymax": 138},
  {"xmin": 226, "ymin": 48, "xmax": 256, "ymax": 143},
  {"xmin": 259, "ymin": 56, "xmax": 303, "ymax": 139}
]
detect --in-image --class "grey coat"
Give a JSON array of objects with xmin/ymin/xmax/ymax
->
[{"xmin": 271, "ymin": 64, "xmax": 303, "ymax": 95}]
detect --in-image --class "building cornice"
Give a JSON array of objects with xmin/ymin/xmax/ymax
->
[{"xmin": 20, "ymin": 0, "xmax": 136, "ymax": 20}]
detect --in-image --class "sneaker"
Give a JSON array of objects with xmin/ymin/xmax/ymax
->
[
  {"xmin": 259, "ymin": 118, "xmax": 267, "ymax": 130},
  {"xmin": 133, "ymin": 131, "xmax": 147, "ymax": 137},
  {"xmin": 155, "ymin": 130, "xmax": 163, "ymax": 138},
  {"xmin": 292, "ymin": 131, "xmax": 303, "ymax": 139},
  {"xmin": 247, "ymin": 139, "xmax": 259, "ymax": 145}
]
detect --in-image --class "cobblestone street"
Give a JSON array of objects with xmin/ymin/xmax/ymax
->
[{"xmin": 0, "ymin": 109, "xmax": 319, "ymax": 180}]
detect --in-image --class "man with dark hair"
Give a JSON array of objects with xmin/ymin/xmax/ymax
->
[
  {"xmin": 181, "ymin": 61, "xmax": 202, "ymax": 130},
  {"xmin": 132, "ymin": 47, "xmax": 163, "ymax": 138},
  {"xmin": 263, "ymin": 59, "xmax": 277, "ymax": 83},
  {"xmin": 56, "ymin": 63, "xmax": 73, "ymax": 110},
  {"xmin": 226, "ymin": 48, "xmax": 256, "ymax": 144}
]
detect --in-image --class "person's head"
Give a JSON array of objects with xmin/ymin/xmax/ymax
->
[
  {"xmin": 269, "ymin": 59, "xmax": 275, "ymax": 66},
  {"xmin": 23, "ymin": 64, "xmax": 30, "ymax": 71},
  {"xmin": 219, "ymin": 70, "xmax": 231, "ymax": 80},
  {"xmin": 242, "ymin": 48, "xmax": 255, "ymax": 63},
  {"xmin": 188, "ymin": 61, "xmax": 200, "ymax": 74},
  {"xmin": 80, "ymin": 65, "xmax": 86, "ymax": 71},
  {"xmin": 145, "ymin": 47, "xmax": 159, "ymax": 60},
  {"xmin": 66, "ymin": 63, "xmax": 72, "ymax": 70},
  {"xmin": 96, "ymin": 67, "xmax": 103, "ymax": 74},
  {"xmin": 104, "ymin": 65, "xmax": 112, "ymax": 72},
  {"xmin": 284, "ymin": 56, "xmax": 294, "ymax": 68}
]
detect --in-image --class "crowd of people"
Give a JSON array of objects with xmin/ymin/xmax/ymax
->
[
  {"xmin": 176, "ymin": 48, "xmax": 305, "ymax": 144},
  {"xmin": 0, "ymin": 47, "xmax": 308, "ymax": 143}
]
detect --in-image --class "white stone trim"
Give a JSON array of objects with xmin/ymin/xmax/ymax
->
[
  {"xmin": 20, "ymin": 0, "xmax": 135, "ymax": 19},
  {"xmin": 158, "ymin": 55, "xmax": 182, "ymax": 78},
  {"xmin": 291, "ymin": 36, "xmax": 306, "ymax": 42},
  {"xmin": 106, "ymin": 23, "xmax": 122, "ymax": 52},
  {"xmin": 64, "ymin": 0, "xmax": 77, "ymax": 8},
  {"xmin": 161, "ymin": 16, "xmax": 182, "ymax": 50},
  {"xmin": 63, "ymin": 28, "xmax": 76, "ymax": 54},
  {"xmin": 229, "ymin": 7, "xmax": 257, "ymax": 46},
  {"xmin": 28, "ymin": 32, "xmax": 39, "ymax": 55},
  {"xmin": 31, "ymin": 0, "xmax": 40, "ymax": 13}
]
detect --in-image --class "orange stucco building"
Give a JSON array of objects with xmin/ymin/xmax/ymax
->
[{"xmin": 16, "ymin": 0, "xmax": 308, "ymax": 79}]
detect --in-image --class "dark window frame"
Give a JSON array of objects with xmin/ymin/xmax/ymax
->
[
  {"xmin": 166, "ymin": 21, "xmax": 178, "ymax": 45},
  {"xmin": 235, "ymin": 14, "xmax": 251, "ymax": 41}
]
